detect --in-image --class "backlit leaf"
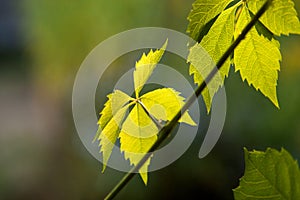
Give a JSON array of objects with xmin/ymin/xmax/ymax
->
[
  {"xmin": 234, "ymin": 6, "xmax": 281, "ymax": 108},
  {"xmin": 141, "ymin": 88, "xmax": 196, "ymax": 125},
  {"xmin": 120, "ymin": 88, "xmax": 196, "ymax": 184},
  {"xmin": 95, "ymin": 90, "xmax": 133, "ymax": 172},
  {"xmin": 134, "ymin": 40, "xmax": 168, "ymax": 98},
  {"xmin": 119, "ymin": 103, "xmax": 158, "ymax": 184},
  {"xmin": 187, "ymin": 0, "xmax": 233, "ymax": 41},
  {"xmin": 188, "ymin": 5, "xmax": 237, "ymax": 112},
  {"xmin": 96, "ymin": 41, "xmax": 195, "ymax": 184},
  {"xmin": 248, "ymin": 0, "xmax": 300, "ymax": 36},
  {"xmin": 187, "ymin": 0, "xmax": 300, "ymax": 110}
]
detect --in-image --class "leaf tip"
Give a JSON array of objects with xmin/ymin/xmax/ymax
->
[
  {"xmin": 272, "ymin": 97, "xmax": 280, "ymax": 109},
  {"xmin": 101, "ymin": 165, "xmax": 107, "ymax": 173},
  {"xmin": 140, "ymin": 172, "xmax": 148, "ymax": 185},
  {"xmin": 161, "ymin": 38, "xmax": 168, "ymax": 51},
  {"xmin": 93, "ymin": 127, "xmax": 102, "ymax": 143}
]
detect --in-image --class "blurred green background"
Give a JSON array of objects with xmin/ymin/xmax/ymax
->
[{"xmin": 0, "ymin": 0, "xmax": 300, "ymax": 199}]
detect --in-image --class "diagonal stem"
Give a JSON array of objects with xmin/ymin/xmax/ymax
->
[{"xmin": 104, "ymin": 0, "xmax": 271, "ymax": 199}]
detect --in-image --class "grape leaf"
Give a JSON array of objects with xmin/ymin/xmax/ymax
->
[
  {"xmin": 120, "ymin": 88, "xmax": 196, "ymax": 184},
  {"xmin": 187, "ymin": 0, "xmax": 233, "ymax": 41},
  {"xmin": 233, "ymin": 148, "xmax": 300, "ymax": 200},
  {"xmin": 188, "ymin": 4, "xmax": 238, "ymax": 112},
  {"xmin": 119, "ymin": 103, "xmax": 158, "ymax": 184},
  {"xmin": 141, "ymin": 88, "xmax": 196, "ymax": 125},
  {"xmin": 134, "ymin": 40, "xmax": 167, "ymax": 98},
  {"xmin": 187, "ymin": 0, "xmax": 300, "ymax": 109},
  {"xmin": 97, "ymin": 90, "xmax": 133, "ymax": 134},
  {"xmin": 96, "ymin": 40, "xmax": 196, "ymax": 184},
  {"xmin": 95, "ymin": 90, "xmax": 133, "ymax": 172},
  {"xmin": 234, "ymin": 6, "xmax": 281, "ymax": 108},
  {"xmin": 248, "ymin": 0, "xmax": 300, "ymax": 36}
]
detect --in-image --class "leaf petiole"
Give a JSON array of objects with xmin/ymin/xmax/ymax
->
[{"xmin": 136, "ymin": 99, "xmax": 164, "ymax": 130}]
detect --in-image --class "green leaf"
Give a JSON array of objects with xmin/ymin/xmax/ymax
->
[
  {"xmin": 234, "ymin": 6, "xmax": 281, "ymax": 108},
  {"xmin": 233, "ymin": 148, "xmax": 300, "ymax": 200},
  {"xmin": 95, "ymin": 90, "xmax": 133, "ymax": 172},
  {"xmin": 119, "ymin": 103, "xmax": 158, "ymax": 185},
  {"xmin": 187, "ymin": 0, "xmax": 233, "ymax": 41},
  {"xmin": 119, "ymin": 88, "xmax": 196, "ymax": 184},
  {"xmin": 141, "ymin": 88, "xmax": 196, "ymax": 125},
  {"xmin": 188, "ymin": 5, "xmax": 237, "ymax": 112},
  {"xmin": 248, "ymin": 0, "xmax": 300, "ymax": 36},
  {"xmin": 134, "ymin": 40, "xmax": 168, "ymax": 98},
  {"xmin": 97, "ymin": 90, "xmax": 133, "ymax": 133},
  {"xmin": 96, "ymin": 40, "xmax": 195, "ymax": 184}
]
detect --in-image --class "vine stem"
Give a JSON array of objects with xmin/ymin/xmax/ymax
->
[{"xmin": 104, "ymin": 0, "xmax": 271, "ymax": 199}]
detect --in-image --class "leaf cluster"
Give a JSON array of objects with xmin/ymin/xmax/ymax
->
[
  {"xmin": 96, "ymin": 0, "xmax": 300, "ymax": 190},
  {"xmin": 187, "ymin": 0, "xmax": 300, "ymax": 112}
]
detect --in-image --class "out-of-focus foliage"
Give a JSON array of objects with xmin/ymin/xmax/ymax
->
[{"xmin": 23, "ymin": 0, "xmax": 167, "ymax": 95}]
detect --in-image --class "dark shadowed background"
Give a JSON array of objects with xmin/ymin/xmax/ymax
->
[{"xmin": 0, "ymin": 0, "xmax": 300, "ymax": 199}]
